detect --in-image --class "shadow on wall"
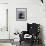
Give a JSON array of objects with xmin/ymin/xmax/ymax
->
[{"xmin": 40, "ymin": 25, "xmax": 45, "ymax": 46}]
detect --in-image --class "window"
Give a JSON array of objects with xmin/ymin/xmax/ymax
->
[{"xmin": 0, "ymin": 4, "xmax": 8, "ymax": 31}]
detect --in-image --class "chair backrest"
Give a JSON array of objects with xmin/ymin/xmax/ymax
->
[{"xmin": 27, "ymin": 23, "xmax": 40, "ymax": 35}]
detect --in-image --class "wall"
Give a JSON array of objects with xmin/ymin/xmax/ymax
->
[
  {"xmin": 0, "ymin": 0, "xmax": 46, "ymax": 46},
  {"xmin": 0, "ymin": 0, "xmax": 8, "ymax": 3},
  {"xmin": 9, "ymin": 0, "xmax": 46, "ymax": 46},
  {"xmin": 8, "ymin": 0, "xmax": 46, "ymax": 46},
  {"xmin": 9, "ymin": 0, "xmax": 43, "ymax": 36}
]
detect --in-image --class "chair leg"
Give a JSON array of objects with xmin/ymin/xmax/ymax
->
[
  {"xmin": 20, "ymin": 41, "xmax": 21, "ymax": 45},
  {"xmin": 30, "ymin": 39, "xmax": 34, "ymax": 46},
  {"xmin": 30, "ymin": 42, "xmax": 34, "ymax": 46}
]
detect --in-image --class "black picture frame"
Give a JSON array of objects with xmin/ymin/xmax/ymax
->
[{"xmin": 16, "ymin": 8, "xmax": 27, "ymax": 21}]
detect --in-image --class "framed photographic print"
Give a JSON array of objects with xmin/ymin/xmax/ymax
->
[{"xmin": 16, "ymin": 8, "xmax": 27, "ymax": 21}]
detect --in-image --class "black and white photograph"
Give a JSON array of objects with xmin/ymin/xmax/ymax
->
[
  {"xmin": 16, "ymin": 8, "xmax": 27, "ymax": 21},
  {"xmin": 0, "ymin": 0, "xmax": 46, "ymax": 46}
]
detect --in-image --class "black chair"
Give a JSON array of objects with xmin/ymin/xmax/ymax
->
[
  {"xmin": 27, "ymin": 23, "xmax": 40, "ymax": 43},
  {"xmin": 19, "ymin": 23, "xmax": 40, "ymax": 46}
]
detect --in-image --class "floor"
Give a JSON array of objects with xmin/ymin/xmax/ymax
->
[
  {"xmin": 0, "ymin": 41, "xmax": 43, "ymax": 46},
  {"xmin": 19, "ymin": 41, "xmax": 43, "ymax": 46},
  {"xmin": 0, "ymin": 43, "xmax": 13, "ymax": 46}
]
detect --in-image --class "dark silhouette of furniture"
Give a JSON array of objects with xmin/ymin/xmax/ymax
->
[
  {"xmin": 19, "ymin": 23, "xmax": 41, "ymax": 46},
  {"xmin": 41, "ymin": 0, "xmax": 43, "ymax": 3}
]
